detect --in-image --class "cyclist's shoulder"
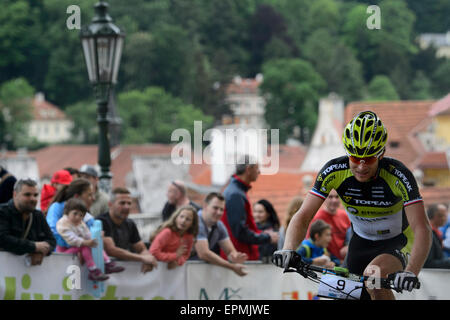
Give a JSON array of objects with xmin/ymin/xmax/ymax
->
[
  {"xmin": 379, "ymin": 156, "xmax": 415, "ymax": 176},
  {"xmin": 318, "ymin": 156, "xmax": 350, "ymax": 174}
]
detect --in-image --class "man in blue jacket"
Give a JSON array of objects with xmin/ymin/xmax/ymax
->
[{"xmin": 221, "ymin": 155, "xmax": 278, "ymax": 260}]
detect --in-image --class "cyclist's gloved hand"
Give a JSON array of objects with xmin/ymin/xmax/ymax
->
[
  {"xmin": 272, "ymin": 250, "xmax": 301, "ymax": 270},
  {"xmin": 390, "ymin": 271, "xmax": 419, "ymax": 292}
]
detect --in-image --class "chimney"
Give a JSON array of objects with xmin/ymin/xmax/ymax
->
[{"xmin": 35, "ymin": 92, "xmax": 45, "ymax": 103}]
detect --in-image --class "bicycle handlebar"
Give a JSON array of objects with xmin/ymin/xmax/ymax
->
[{"xmin": 283, "ymin": 253, "xmax": 420, "ymax": 292}]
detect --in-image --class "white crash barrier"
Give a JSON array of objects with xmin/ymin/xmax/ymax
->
[
  {"xmin": 0, "ymin": 252, "xmax": 448, "ymax": 300},
  {"xmin": 0, "ymin": 252, "xmax": 186, "ymax": 300}
]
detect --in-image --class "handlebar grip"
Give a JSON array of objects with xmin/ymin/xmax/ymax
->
[
  {"xmin": 283, "ymin": 253, "xmax": 292, "ymax": 273},
  {"xmin": 385, "ymin": 273, "xmax": 421, "ymax": 291}
]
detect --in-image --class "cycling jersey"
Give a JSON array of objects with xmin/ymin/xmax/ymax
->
[{"xmin": 310, "ymin": 156, "xmax": 423, "ymax": 241}]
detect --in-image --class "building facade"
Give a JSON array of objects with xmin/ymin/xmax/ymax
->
[{"xmin": 28, "ymin": 92, "xmax": 73, "ymax": 143}]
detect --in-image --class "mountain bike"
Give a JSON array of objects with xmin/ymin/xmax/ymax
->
[{"xmin": 282, "ymin": 252, "xmax": 421, "ymax": 300}]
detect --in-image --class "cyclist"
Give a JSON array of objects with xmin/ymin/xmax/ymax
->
[{"xmin": 273, "ymin": 111, "xmax": 432, "ymax": 300}]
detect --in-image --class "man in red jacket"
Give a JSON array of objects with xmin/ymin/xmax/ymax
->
[{"xmin": 221, "ymin": 155, "xmax": 278, "ymax": 260}]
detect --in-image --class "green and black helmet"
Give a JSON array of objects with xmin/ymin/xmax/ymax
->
[{"xmin": 342, "ymin": 111, "xmax": 387, "ymax": 158}]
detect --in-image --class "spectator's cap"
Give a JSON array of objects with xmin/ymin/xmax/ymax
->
[
  {"xmin": 79, "ymin": 164, "xmax": 98, "ymax": 178},
  {"xmin": 51, "ymin": 170, "xmax": 73, "ymax": 185}
]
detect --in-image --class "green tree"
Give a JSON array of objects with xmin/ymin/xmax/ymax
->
[
  {"xmin": 121, "ymin": 24, "xmax": 197, "ymax": 102},
  {"xmin": 198, "ymin": 0, "xmax": 254, "ymax": 77},
  {"xmin": 109, "ymin": 0, "xmax": 171, "ymax": 32},
  {"xmin": 269, "ymin": 0, "xmax": 313, "ymax": 48},
  {"xmin": 117, "ymin": 87, "xmax": 213, "ymax": 144},
  {"xmin": 306, "ymin": 0, "xmax": 341, "ymax": 35},
  {"xmin": 260, "ymin": 59, "xmax": 326, "ymax": 143},
  {"xmin": 248, "ymin": 4, "xmax": 296, "ymax": 76},
  {"xmin": 0, "ymin": 78, "xmax": 34, "ymax": 149},
  {"xmin": 342, "ymin": 0, "xmax": 417, "ymax": 84},
  {"xmin": 0, "ymin": 0, "xmax": 45, "ymax": 86},
  {"xmin": 410, "ymin": 71, "xmax": 432, "ymax": 100},
  {"xmin": 64, "ymin": 100, "xmax": 98, "ymax": 144},
  {"xmin": 431, "ymin": 60, "xmax": 450, "ymax": 98},
  {"xmin": 303, "ymin": 29, "xmax": 364, "ymax": 101},
  {"xmin": 366, "ymin": 75, "xmax": 400, "ymax": 101},
  {"xmin": 406, "ymin": 0, "xmax": 450, "ymax": 33},
  {"xmin": 41, "ymin": 0, "xmax": 96, "ymax": 107},
  {"xmin": 120, "ymin": 32, "xmax": 154, "ymax": 91}
]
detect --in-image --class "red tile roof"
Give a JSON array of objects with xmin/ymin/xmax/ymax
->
[
  {"xmin": 418, "ymin": 152, "xmax": 449, "ymax": 169},
  {"xmin": 344, "ymin": 100, "xmax": 435, "ymax": 169},
  {"xmin": 30, "ymin": 145, "xmax": 98, "ymax": 178},
  {"xmin": 226, "ymin": 78, "xmax": 262, "ymax": 95},
  {"xmin": 31, "ymin": 94, "xmax": 68, "ymax": 121},
  {"xmin": 429, "ymin": 93, "xmax": 450, "ymax": 117},
  {"xmin": 190, "ymin": 163, "xmax": 212, "ymax": 186},
  {"xmin": 28, "ymin": 144, "xmax": 175, "ymax": 187},
  {"xmin": 420, "ymin": 186, "xmax": 450, "ymax": 206},
  {"xmin": 277, "ymin": 145, "xmax": 308, "ymax": 172},
  {"xmin": 248, "ymin": 171, "xmax": 316, "ymax": 224}
]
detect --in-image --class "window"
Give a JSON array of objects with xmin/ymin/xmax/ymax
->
[{"xmin": 389, "ymin": 141, "xmax": 400, "ymax": 148}]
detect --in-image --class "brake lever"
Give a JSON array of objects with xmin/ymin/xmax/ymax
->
[{"xmin": 283, "ymin": 266, "xmax": 317, "ymax": 279}]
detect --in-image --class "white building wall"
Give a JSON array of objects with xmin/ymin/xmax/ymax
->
[
  {"xmin": 300, "ymin": 93, "xmax": 346, "ymax": 172},
  {"xmin": 29, "ymin": 120, "xmax": 73, "ymax": 143}
]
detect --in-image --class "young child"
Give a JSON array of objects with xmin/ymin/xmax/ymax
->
[
  {"xmin": 56, "ymin": 198, "xmax": 125, "ymax": 281},
  {"xmin": 149, "ymin": 205, "xmax": 199, "ymax": 269},
  {"xmin": 297, "ymin": 219, "xmax": 340, "ymax": 268}
]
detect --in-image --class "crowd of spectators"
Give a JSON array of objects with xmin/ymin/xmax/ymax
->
[{"xmin": 0, "ymin": 159, "xmax": 448, "ymax": 286}]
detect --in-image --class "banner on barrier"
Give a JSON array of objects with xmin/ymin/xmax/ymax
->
[
  {"xmin": 185, "ymin": 262, "xmax": 320, "ymax": 300},
  {"xmin": 0, "ymin": 252, "xmax": 185, "ymax": 300},
  {"xmin": 1, "ymin": 252, "xmax": 449, "ymax": 300}
]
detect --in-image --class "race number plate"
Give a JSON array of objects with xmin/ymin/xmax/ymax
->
[{"xmin": 317, "ymin": 274, "xmax": 363, "ymax": 300}]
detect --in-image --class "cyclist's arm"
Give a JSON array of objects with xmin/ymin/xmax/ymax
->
[
  {"xmin": 282, "ymin": 193, "xmax": 324, "ymax": 251},
  {"xmin": 404, "ymin": 202, "xmax": 432, "ymax": 276}
]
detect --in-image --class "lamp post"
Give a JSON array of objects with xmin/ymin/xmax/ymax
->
[{"xmin": 80, "ymin": 1, "xmax": 124, "ymax": 194}]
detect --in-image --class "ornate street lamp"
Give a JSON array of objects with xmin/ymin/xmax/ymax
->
[{"xmin": 80, "ymin": 1, "xmax": 124, "ymax": 194}]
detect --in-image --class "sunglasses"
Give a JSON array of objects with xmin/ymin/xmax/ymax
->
[{"xmin": 349, "ymin": 155, "xmax": 379, "ymax": 165}]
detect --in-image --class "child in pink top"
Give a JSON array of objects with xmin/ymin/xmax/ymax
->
[
  {"xmin": 56, "ymin": 198, "xmax": 125, "ymax": 281},
  {"xmin": 149, "ymin": 205, "xmax": 199, "ymax": 269}
]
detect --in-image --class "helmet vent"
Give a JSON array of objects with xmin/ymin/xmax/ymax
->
[
  {"xmin": 368, "ymin": 146, "xmax": 380, "ymax": 155},
  {"xmin": 354, "ymin": 131, "xmax": 359, "ymax": 142},
  {"xmin": 374, "ymin": 131, "xmax": 382, "ymax": 141},
  {"xmin": 364, "ymin": 131, "xmax": 371, "ymax": 142},
  {"xmin": 356, "ymin": 147, "xmax": 365, "ymax": 156},
  {"xmin": 345, "ymin": 129, "xmax": 351, "ymax": 139}
]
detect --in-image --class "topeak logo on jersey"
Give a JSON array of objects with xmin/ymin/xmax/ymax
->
[
  {"xmin": 343, "ymin": 196, "xmax": 352, "ymax": 202},
  {"xmin": 392, "ymin": 168, "xmax": 413, "ymax": 192},
  {"xmin": 355, "ymin": 216, "xmax": 388, "ymax": 222},
  {"xmin": 317, "ymin": 174, "xmax": 323, "ymax": 182},
  {"xmin": 354, "ymin": 199, "xmax": 393, "ymax": 206},
  {"xmin": 323, "ymin": 175, "xmax": 336, "ymax": 188},
  {"xmin": 322, "ymin": 163, "xmax": 347, "ymax": 176}
]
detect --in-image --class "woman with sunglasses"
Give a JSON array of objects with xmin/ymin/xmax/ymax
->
[{"xmin": 273, "ymin": 111, "xmax": 431, "ymax": 300}]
